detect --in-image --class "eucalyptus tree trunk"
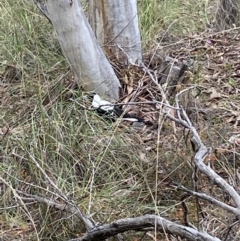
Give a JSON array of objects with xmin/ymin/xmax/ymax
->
[
  {"xmin": 45, "ymin": 0, "xmax": 121, "ymax": 101},
  {"xmin": 88, "ymin": 0, "xmax": 142, "ymax": 64},
  {"xmin": 216, "ymin": 0, "xmax": 239, "ymax": 29}
]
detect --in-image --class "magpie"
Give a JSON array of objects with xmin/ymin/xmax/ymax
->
[{"xmin": 91, "ymin": 94, "xmax": 144, "ymax": 122}]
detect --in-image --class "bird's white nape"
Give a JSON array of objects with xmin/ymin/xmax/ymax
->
[
  {"xmin": 90, "ymin": 93, "xmax": 144, "ymax": 123},
  {"xmin": 91, "ymin": 94, "xmax": 114, "ymax": 111},
  {"xmin": 91, "ymin": 94, "xmax": 102, "ymax": 108}
]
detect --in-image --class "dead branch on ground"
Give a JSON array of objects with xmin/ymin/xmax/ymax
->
[{"xmin": 69, "ymin": 215, "xmax": 220, "ymax": 241}]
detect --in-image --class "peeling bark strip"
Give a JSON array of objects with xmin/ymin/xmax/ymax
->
[
  {"xmin": 89, "ymin": 0, "xmax": 142, "ymax": 64},
  {"xmin": 46, "ymin": 0, "xmax": 121, "ymax": 101},
  {"xmin": 33, "ymin": 0, "xmax": 51, "ymax": 22}
]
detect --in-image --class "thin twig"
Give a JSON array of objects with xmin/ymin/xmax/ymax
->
[
  {"xmin": 18, "ymin": 192, "xmax": 94, "ymax": 231},
  {"xmin": 176, "ymin": 184, "xmax": 239, "ymax": 214}
]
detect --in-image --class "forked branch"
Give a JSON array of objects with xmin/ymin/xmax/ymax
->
[
  {"xmin": 173, "ymin": 88, "xmax": 240, "ymax": 212},
  {"xmin": 145, "ymin": 65, "xmax": 240, "ymax": 214}
]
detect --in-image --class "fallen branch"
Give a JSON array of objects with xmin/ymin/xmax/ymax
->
[
  {"xmin": 145, "ymin": 65, "xmax": 240, "ymax": 215},
  {"xmin": 17, "ymin": 191, "xmax": 221, "ymax": 241},
  {"xmin": 177, "ymin": 185, "xmax": 238, "ymax": 214},
  {"xmin": 69, "ymin": 214, "xmax": 221, "ymax": 241},
  {"xmin": 174, "ymin": 88, "xmax": 240, "ymax": 212}
]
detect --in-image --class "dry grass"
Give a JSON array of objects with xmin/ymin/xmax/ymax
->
[
  {"xmin": 138, "ymin": 0, "xmax": 211, "ymax": 48},
  {"xmin": 1, "ymin": 0, "xmax": 239, "ymax": 240}
]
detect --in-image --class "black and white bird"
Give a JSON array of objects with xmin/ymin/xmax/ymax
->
[{"xmin": 91, "ymin": 94, "xmax": 144, "ymax": 123}]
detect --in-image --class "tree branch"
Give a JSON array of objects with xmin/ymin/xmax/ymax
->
[
  {"xmin": 175, "ymin": 90, "xmax": 240, "ymax": 211},
  {"xmin": 145, "ymin": 66, "xmax": 240, "ymax": 214},
  {"xmin": 177, "ymin": 185, "xmax": 239, "ymax": 214},
  {"xmin": 69, "ymin": 214, "xmax": 221, "ymax": 241}
]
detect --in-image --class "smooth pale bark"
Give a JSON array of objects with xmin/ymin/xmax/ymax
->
[
  {"xmin": 89, "ymin": 0, "xmax": 142, "ymax": 64},
  {"xmin": 77, "ymin": 215, "xmax": 221, "ymax": 241},
  {"xmin": 46, "ymin": 0, "xmax": 121, "ymax": 101}
]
